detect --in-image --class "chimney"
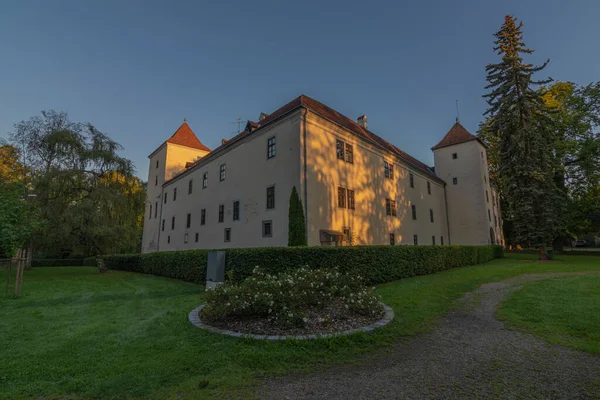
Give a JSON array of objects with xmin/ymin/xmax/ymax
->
[
  {"xmin": 357, "ymin": 115, "xmax": 367, "ymax": 129},
  {"xmin": 259, "ymin": 112, "xmax": 268, "ymax": 121}
]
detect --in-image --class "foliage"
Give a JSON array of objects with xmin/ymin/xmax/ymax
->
[
  {"xmin": 30, "ymin": 259, "xmax": 85, "ymax": 267},
  {"xmin": 9, "ymin": 110, "xmax": 146, "ymax": 266},
  {"xmin": 1, "ymin": 254, "xmax": 599, "ymax": 399},
  {"xmin": 202, "ymin": 267, "xmax": 382, "ymax": 327},
  {"xmin": 483, "ymin": 15, "xmax": 563, "ymax": 258},
  {"xmin": 498, "ymin": 274, "xmax": 600, "ymax": 353},
  {"xmin": 102, "ymin": 245, "xmax": 503, "ymax": 286},
  {"xmin": 288, "ymin": 186, "xmax": 307, "ymax": 246},
  {"xmin": 0, "ymin": 143, "xmax": 25, "ymax": 184}
]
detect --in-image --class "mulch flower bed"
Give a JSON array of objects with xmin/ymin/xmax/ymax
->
[{"xmin": 200, "ymin": 299, "xmax": 384, "ymax": 336}]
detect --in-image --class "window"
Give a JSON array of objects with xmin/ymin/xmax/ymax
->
[
  {"xmin": 429, "ymin": 209, "xmax": 434, "ymax": 223},
  {"xmin": 161, "ymin": 219, "xmax": 165, "ymax": 231},
  {"xmin": 188, "ymin": 180, "xmax": 193, "ymax": 194},
  {"xmin": 267, "ymin": 136, "xmax": 276, "ymax": 159},
  {"xmin": 266, "ymin": 186, "xmax": 275, "ymax": 209},
  {"xmin": 488, "ymin": 209, "xmax": 491, "ymax": 221},
  {"xmin": 202, "ymin": 172, "xmax": 208, "ymax": 188},
  {"xmin": 201, "ymin": 209, "xmax": 206, "ymax": 225},
  {"xmin": 338, "ymin": 187, "xmax": 347, "ymax": 208},
  {"xmin": 494, "ymin": 215, "xmax": 497, "ymax": 228},
  {"xmin": 386, "ymin": 199, "xmax": 396, "ymax": 216},
  {"xmin": 224, "ymin": 228, "xmax": 231, "ymax": 242},
  {"xmin": 336, "ymin": 139, "xmax": 345, "ymax": 160},
  {"xmin": 167, "ymin": 235, "xmax": 170, "ymax": 244},
  {"xmin": 173, "ymin": 188, "xmax": 177, "ymax": 201},
  {"xmin": 184, "ymin": 233, "xmax": 188, "ymax": 244},
  {"xmin": 441, "ymin": 236, "xmax": 444, "ymax": 246},
  {"xmin": 218, "ymin": 205, "xmax": 224, "ymax": 223},
  {"xmin": 345, "ymin": 143, "xmax": 353, "ymax": 163},
  {"xmin": 347, "ymin": 189, "xmax": 355, "ymax": 210},
  {"xmin": 343, "ymin": 227, "xmax": 352, "ymax": 245},
  {"xmin": 413, "ymin": 235, "xmax": 418, "ymax": 245},
  {"xmin": 432, "ymin": 236, "xmax": 436, "ymax": 245},
  {"xmin": 154, "ymin": 202, "xmax": 158, "ymax": 218},
  {"xmin": 409, "ymin": 173, "xmax": 414, "ymax": 188},
  {"xmin": 233, "ymin": 201, "xmax": 240, "ymax": 221},
  {"xmin": 149, "ymin": 204, "xmax": 152, "ymax": 219},
  {"xmin": 486, "ymin": 190, "xmax": 489, "ymax": 203},
  {"xmin": 412, "ymin": 204, "xmax": 417, "ymax": 220},
  {"xmin": 171, "ymin": 216, "xmax": 175, "ymax": 230},
  {"xmin": 155, "ymin": 175, "xmax": 158, "ymax": 186},
  {"xmin": 220, "ymin": 164, "xmax": 226, "ymax": 181},
  {"xmin": 164, "ymin": 193, "xmax": 167, "ymax": 204},
  {"xmin": 156, "ymin": 160, "xmax": 159, "ymax": 168},
  {"xmin": 195, "ymin": 233, "xmax": 199, "ymax": 242},
  {"xmin": 384, "ymin": 161, "xmax": 394, "ymax": 179},
  {"xmin": 186, "ymin": 213, "xmax": 191, "ymax": 228},
  {"xmin": 389, "ymin": 233, "xmax": 395, "ymax": 246},
  {"xmin": 453, "ymin": 177, "xmax": 458, "ymax": 185},
  {"xmin": 452, "ymin": 153, "xmax": 457, "ymax": 160},
  {"xmin": 262, "ymin": 220, "xmax": 272, "ymax": 237},
  {"xmin": 427, "ymin": 181, "xmax": 431, "ymax": 195}
]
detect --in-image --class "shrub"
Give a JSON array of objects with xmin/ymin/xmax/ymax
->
[
  {"xmin": 31, "ymin": 259, "xmax": 84, "ymax": 267},
  {"xmin": 83, "ymin": 257, "xmax": 97, "ymax": 267},
  {"xmin": 202, "ymin": 267, "xmax": 382, "ymax": 328},
  {"xmin": 288, "ymin": 186, "xmax": 307, "ymax": 246}
]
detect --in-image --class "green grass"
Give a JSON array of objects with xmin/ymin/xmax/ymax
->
[
  {"xmin": 498, "ymin": 274, "xmax": 600, "ymax": 353},
  {"xmin": 1, "ymin": 254, "xmax": 600, "ymax": 399}
]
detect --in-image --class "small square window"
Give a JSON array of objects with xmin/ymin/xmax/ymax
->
[
  {"xmin": 220, "ymin": 164, "xmax": 226, "ymax": 181},
  {"xmin": 218, "ymin": 205, "xmax": 224, "ymax": 223},
  {"xmin": 413, "ymin": 234, "xmax": 418, "ymax": 245},
  {"xmin": 188, "ymin": 180, "xmax": 193, "ymax": 194},
  {"xmin": 167, "ymin": 235, "xmax": 170, "ymax": 244},
  {"xmin": 336, "ymin": 139, "xmax": 345, "ymax": 160},
  {"xmin": 161, "ymin": 219, "xmax": 165, "ymax": 231},
  {"xmin": 409, "ymin": 173, "xmax": 414, "ymax": 188},
  {"xmin": 386, "ymin": 199, "xmax": 397, "ymax": 217},
  {"xmin": 262, "ymin": 220, "xmax": 272, "ymax": 237},
  {"xmin": 429, "ymin": 209, "xmax": 434, "ymax": 223},
  {"xmin": 201, "ymin": 209, "xmax": 206, "ymax": 225},
  {"xmin": 452, "ymin": 153, "xmax": 457, "ymax": 160},
  {"xmin": 267, "ymin": 136, "xmax": 276, "ymax": 159},
  {"xmin": 184, "ymin": 233, "xmax": 188, "ymax": 243},
  {"xmin": 453, "ymin": 177, "xmax": 458, "ymax": 185},
  {"xmin": 203, "ymin": 172, "xmax": 208, "ymax": 188},
  {"xmin": 195, "ymin": 233, "xmax": 199, "ymax": 242},
  {"xmin": 173, "ymin": 188, "xmax": 177, "ymax": 201},
  {"xmin": 412, "ymin": 204, "xmax": 417, "ymax": 220},
  {"xmin": 224, "ymin": 228, "xmax": 231, "ymax": 242},
  {"xmin": 384, "ymin": 161, "xmax": 394, "ymax": 179},
  {"xmin": 427, "ymin": 181, "xmax": 431, "ymax": 195},
  {"xmin": 186, "ymin": 213, "xmax": 191, "ymax": 228},
  {"xmin": 233, "ymin": 201, "xmax": 240, "ymax": 221},
  {"xmin": 164, "ymin": 193, "xmax": 167, "ymax": 204},
  {"xmin": 171, "ymin": 216, "xmax": 175, "ymax": 230},
  {"xmin": 156, "ymin": 160, "xmax": 159, "ymax": 168},
  {"xmin": 389, "ymin": 233, "xmax": 395, "ymax": 246}
]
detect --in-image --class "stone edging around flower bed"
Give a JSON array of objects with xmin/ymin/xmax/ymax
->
[{"xmin": 188, "ymin": 302, "xmax": 394, "ymax": 340}]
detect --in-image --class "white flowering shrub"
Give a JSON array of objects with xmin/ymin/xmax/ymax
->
[{"xmin": 202, "ymin": 267, "xmax": 383, "ymax": 327}]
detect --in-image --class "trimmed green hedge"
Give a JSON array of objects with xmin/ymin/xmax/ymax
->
[
  {"xmin": 102, "ymin": 245, "xmax": 503, "ymax": 285},
  {"xmin": 83, "ymin": 257, "xmax": 97, "ymax": 267},
  {"xmin": 32, "ymin": 259, "xmax": 85, "ymax": 267}
]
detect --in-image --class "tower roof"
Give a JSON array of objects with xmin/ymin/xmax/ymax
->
[
  {"xmin": 165, "ymin": 121, "xmax": 211, "ymax": 152},
  {"xmin": 431, "ymin": 122, "xmax": 483, "ymax": 150}
]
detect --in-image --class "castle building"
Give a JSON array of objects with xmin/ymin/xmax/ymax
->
[{"xmin": 141, "ymin": 95, "xmax": 502, "ymax": 253}]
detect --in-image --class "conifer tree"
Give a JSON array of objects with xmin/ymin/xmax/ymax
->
[
  {"xmin": 483, "ymin": 15, "xmax": 563, "ymax": 259},
  {"xmin": 288, "ymin": 186, "xmax": 307, "ymax": 246}
]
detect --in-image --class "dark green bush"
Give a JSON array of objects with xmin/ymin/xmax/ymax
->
[
  {"xmin": 32, "ymin": 259, "xmax": 84, "ymax": 267},
  {"xmin": 83, "ymin": 257, "xmax": 97, "ymax": 267},
  {"xmin": 103, "ymin": 245, "xmax": 503, "ymax": 286}
]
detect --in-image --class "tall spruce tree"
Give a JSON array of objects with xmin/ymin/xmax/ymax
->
[
  {"xmin": 288, "ymin": 186, "xmax": 307, "ymax": 246},
  {"xmin": 483, "ymin": 15, "xmax": 563, "ymax": 260}
]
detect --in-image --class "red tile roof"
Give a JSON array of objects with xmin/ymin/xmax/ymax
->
[
  {"xmin": 165, "ymin": 95, "xmax": 445, "ymax": 184},
  {"xmin": 166, "ymin": 121, "xmax": 211, "ymax": 152},
  {"xmin": 431, "ymin": 122, "xmax": 481, "ymax": 150}
]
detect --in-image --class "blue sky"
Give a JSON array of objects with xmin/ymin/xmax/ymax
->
[{"xmin": 1, "ymin": 0, "xmax": 598, "ymax": 180}]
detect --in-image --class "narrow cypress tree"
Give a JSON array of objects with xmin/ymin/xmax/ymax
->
[
  {"xmin": 483, "ymin": 15, "xmax": 563, "ymax": 260},
  {"xmin": 288, "ymin": 186, "xmax": 307, "ymax": 246}
]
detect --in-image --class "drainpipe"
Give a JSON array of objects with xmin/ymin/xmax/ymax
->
[{"xmin": 303, "ymin": 109, "xmax": 309, "ymax": 245}]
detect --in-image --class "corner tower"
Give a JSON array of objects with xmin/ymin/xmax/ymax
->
[
  {"xmin": 432, "ymin": 122, "xmax": 499, "ymax": 245},
  {"xmin": 142, "ymin": 120, "xmax": 211, "ymax": 253}
]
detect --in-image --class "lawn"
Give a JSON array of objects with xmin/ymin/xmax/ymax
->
[
  {"xmin": 1, "ymin": 254, "xmax": 600, "ymax": 399},
  {"xmin": 498, "ymin": 274, "xmax": 600, "ymax": 353}
]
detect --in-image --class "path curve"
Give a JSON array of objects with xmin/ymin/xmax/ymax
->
[{"xmin": 260, "ymin": 272, "xmax": 600, "ymax": 399}]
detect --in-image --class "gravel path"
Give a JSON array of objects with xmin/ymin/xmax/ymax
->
[{"xmin": 260, "ymin": 273, "xmax": 600, "ymax": 399}]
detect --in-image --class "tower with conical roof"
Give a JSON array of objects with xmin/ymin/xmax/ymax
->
[
  {"xmin": 142, "ymin": 120, "xmax": 211, "ymax": 253},
  {"xmin": 432, "ymin": 122, "xmax": 501, "ymax": 245}
]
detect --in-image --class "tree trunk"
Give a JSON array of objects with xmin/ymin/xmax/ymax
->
[
  {"xmin": 24, "ymin": 247, "xmax": 33, "ymax": 270},
  {"xmin": 539, "ymin": 245, "xmax": 550, "ymax": 261},
  {"xmin": 13, "ymin": 262, "xmax": 21, "ymax": 296},
  {"xmin": 96, "ymin": 255, "xmax": 107, "ymax": 274},
  {"xmin": 5, "ymin": 261, "xmax": 12, "ymax": 295},
  {"xmin": 552, "ymin": 237, "xmax": 564, "ymax": 254},
  {"xmin": 17, "ymin": 258, "xmax": 24, "ymax": 296}
]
